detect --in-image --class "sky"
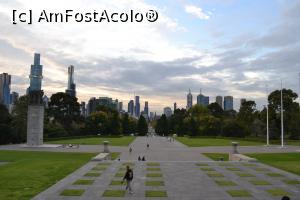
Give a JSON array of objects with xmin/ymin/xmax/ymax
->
[{"xmin": 0, "ymin": 0, "xmax": 300, "ymax": 113}]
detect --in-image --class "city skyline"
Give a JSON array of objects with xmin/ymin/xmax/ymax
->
[{"xmin": 1, "ymin": 0, "xmax": 300, "ymax": 113}]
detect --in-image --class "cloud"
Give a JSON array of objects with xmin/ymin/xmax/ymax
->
[{"xmin": 184, "ymin": 5, "xmax": 210, "ymax": 20}]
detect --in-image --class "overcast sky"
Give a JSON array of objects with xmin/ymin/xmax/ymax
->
[{"xmin": 0, "ymin": 0, "xmax": 299, "ymax": 113}]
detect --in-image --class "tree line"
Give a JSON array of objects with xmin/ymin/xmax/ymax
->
[
  {"xmin": 0, "ymin": 92, "xmax": 148, "ymax": 145},
  {"xmin": 155, "ymin": 89, "xmax": 300, "ymax": 139}
]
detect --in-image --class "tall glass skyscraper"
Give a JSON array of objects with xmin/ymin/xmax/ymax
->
[
  {"xmin": 66, "ymin": 65, "xmax": 76, "ymax": 97},
  {"xmin": 186, "ymin": 89, "xmax": 193, "ymax": 110},
  {"xmin": 135, "ymin": 96, "xmax": 140, "ymax": 117},
  {"xmin": 197, "ymin": 93, "xmax": 209, "ymax": 107},
  {"xmin": 128, "ymin": 100, "xmax": 134, "ymax": 116},
  {"xmin": 29, "ymin": 53, "xmax": 43, "ymax": 92},
  {"xmin": 216, "ymin": 96, "xmax": 223, "ymax": 109},
  {"xmin": 144, "ymin": 101, "xmax": 149, "ymax": 116},
  {"xmin": 224, "ymin": 96, "xmax": 233, "ymax": 111},
  {"xmin": 0, "ymin": 73, "xmax": 11, "ymax": 107}
]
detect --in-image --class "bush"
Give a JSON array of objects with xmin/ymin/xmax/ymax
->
[
  {"xmin": 222, "ymin": 120, "xmax": 248, "ymax": 138},
  {"xmin": 44, "ymin": 122, "xmax": 68, "ymax": 138}
]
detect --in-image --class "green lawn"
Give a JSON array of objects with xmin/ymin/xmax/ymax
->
[
  {"xmin": 203, "ymin": 153, "xmax": 229, "ymax": 161},
  {"xmin": 246, "ymin": 153, "xmax": 300, "ymax": 176},
  {"xmin": 0, "ymin": 150, "xmax": 96, "ymax": 200},
  {"xmin": 46, "ymin": 136, "xmax": 135, "ymax": 146},
  {"xmin": 176, "ymin": 137, "xmax": 300, "ymax": 147}
]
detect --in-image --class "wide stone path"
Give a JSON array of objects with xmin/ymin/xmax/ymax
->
[{"xmin": 32, "ymin": 136, "xmax": 300, "ymax": 200}]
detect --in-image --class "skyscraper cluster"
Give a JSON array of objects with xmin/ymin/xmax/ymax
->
[
  {"xmin": 127, "ymin": 95, "xmax": 150, "ymax": 119},
  {"xmin": 186, "ymin": 89, "xmax": 234, "ymax": 111}
]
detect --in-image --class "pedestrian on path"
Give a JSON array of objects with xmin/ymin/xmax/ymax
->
[
  {"xmin": 138, "ymin": 156, "xmax": 141, "ymax": 161},
  {"xmin": 147, "ymin": 143, "xmax": 149, "ymax": 148},
  {"xmin": 122, "ymin": 166, "xmax": 133, "ymax": 194},
  {"xmin": 129, "ymin": 147, "xmax": 132, "ymax": 153}
]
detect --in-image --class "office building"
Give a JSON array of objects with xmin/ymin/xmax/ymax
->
[
  {"xmin": 128, "ymin": 100, "xmax": 134, "ymax": 116},
  {"xmin": 240, "ymin": 98, "xmax": 246, "ymax": 107},
  {"xmin": 197, "ymin": 92, "xmax": 209, "ymax": 107},
  {"xmin": 0, "ymin": 73, "xmax": 11, "ymax": 108},
  {"xmin": 186, "ymin": 89, "xmax": 193, "ymax": 110},
  {"xmin": 65, "ymin": 65, "xmax": 76, "ymax": 97},
  {"xmin": 174, "ymin": 102, "xmax": 177, "ymax": 111},
  {"xmin": 28, "ymin": 53, "xmax": 43, "ymax": 92},
  {"xmin": 80, "ymin": 101, "xmax": 87, "ymax": 117},
  {"xmin": 135, "ymin": 96, "xmax": 140, "ymax": 117},
  {"xmin": 144, "ymin": 101, "xmax": 149, "ymax": 116},
  {"xmin": 10, "ymin": 91, "xmax": 19, "ymax": 105},
  {"xmin": 216, "ymin": 96, "xmax": 223, "ymax": 109},
  {"xmin": 87, "ymin": 97, "xmax": 118, "ymax": 115},
  {"xmin": 118, "ymin": 102, "xmax": 123, "ymax": 112},
  {"xmin": 224, "ymin": 96, "xmax": 233, "ymax": 111},
  {"xmin": 163, "ymin": 107, "xmax": 172, "ymax": 118}
]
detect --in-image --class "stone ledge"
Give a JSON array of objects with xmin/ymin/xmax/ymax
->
[
  {"xmin": 229, "ymin": 153, "xmax": 257, "ymax": 162},
  {"xmin": 92, "ymin": 153, "xmax": 110, "ymax": 161}
]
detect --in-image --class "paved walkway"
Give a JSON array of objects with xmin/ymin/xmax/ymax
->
[{"xmin": 31, "ymin": 136, "xmax": 300, "ymax": 200}]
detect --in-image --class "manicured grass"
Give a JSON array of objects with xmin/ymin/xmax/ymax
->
[
  {"xmin": 73, "ymin": 179, "xmax": 94, "ymax": 185},
  {"xmin": 227, "ymin": 190, "xmax": 252, "ymax": 197},
  {"xmin": 283, "ymin": 179, "xmax": 300, "ymax": 184},
  {"xmin": 146, "ymin": 173, "xmax": 163, "ymax": 177},
  {"xmin": 203, "ymin": 153, "xmax": 229, "ymax": 161},
  {"xmin": 102, "ymin": 190, "xmax": 125, "ymax": 197},
  {"xmin": 110, "ymin": 180, "xmax": 126, "ymax": 185},
  {"xmin": 145, "ymin": 181, "xmax": 165, "ymax": 186},
  {"xmin": 0, "ymin": 150, "xmax": 95, "ymax": 200},
  {"xmin": 252, "ymin": 167, "xmax": 269, "ymax": 172},
  {"xmin": 266, "ymin": 173, "xmax": 283, "ymax": 177},
  {"xmin": 215, "ymin": 180, "xmax": 237, "ymax": 186},
  {"xmin": 147, "ymin": 167, "xmax": 161, "ymax": 171},
  {"xmin": 110, "ymin": 152, "xmax": 120, "ymax": 160},
  {"xmin": 236, "ymin": 173, "xmax": 255, "ymax": 177},
  {"xmin": 226, "ymin": 167, "xmax": 241, "ymax": 171},
  {"xmin": 92, "ymin": 166, "xmax": 107, "ymax": 171},
  {"xmin": 249, "ymin": 180, "xmax": 271, "ymax": 185},
  {"xmin": 115, "ymin": 172, "xmax": 125, "ymax": 177},
  {"xmin": 206, "ymin": 172, "xmax": 224, "ymax": 177},
  {"xmin": 177, "ymin": 137, "xmax": 265, "ymax": 147},
  {"xmin": 242, "ymin": 163, "xmax": 257, "ymax": 167},
  {"xmin": 196, "ymin": 163, "xmax": 209, "ymax": 166},
  {"xmin": 266, "ymin": 188, "xmax": 290, "ymax": 196},
  {"xmin": 246, "ymin": 153, "xmax": 300, "ymax": 176},
  {"xmin": 122, "ymin": 162, "xmax": 135, "ymax": 166},
  {"xmin": 47, "ymin": 136, "xmax": 135, "ymax": 146},
  {"xmin": 147, "ymin": 162, "xmax": 160, "ymax": 166},
  {"xmin": 145, "ymin": 190, "xmax": 167, "ymax": 197},
  {"xmin": 200, "ymin": 167, "xmax": 215, "ymax": 171},
  {"xmin": 219, "ymin": 163, "xmax": 233, "ymax": 166},
  {"xmin": 60, "ymin": 189, "xmax": 85, "ymax": 196},
  {"xmin": 84, "ymin": 172, "xmax": 101, "ymax": 177}
]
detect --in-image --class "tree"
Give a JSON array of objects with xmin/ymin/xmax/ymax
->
[
  {"xmin": 207, "ymin": 103, "xmax": 224, "ymax": 118},
  {"xmin": 169, "ymin": 108, "xmax": 187, "ymax": 136},
  {"xmin": 122, "ymin": 113, "xmax": 131, "ymax": 135},
  {"xmin": 222, "ymin": 119, "xmax": 248, "ymax": 138},
  {"xmin": 155, "ymin": 114, "xmax": 169, "ymax": 136},
  {"xmin": 11, "ymin": 95, "xmax": 28, "ymax": 143},
  {"xmin": 0, "ymin": 104, "xmax": 12, "ymax": 144},
  {"xmin": 237, "ymin": 100, "xmax": 257, "ymax": 136},
  {"xmin": 137, "ymin": 115, "xmax": 148, "ymax": 136},
  {"xmin": 48, "ymin": 92, "xmax": 80, "ymax": 131},
  {"xmin": 85, "ymin": 111, "xmax": 108, "ymax": 135},
  {"xmin": 268, "ymin": 89, "xmax": 300, "ymax": 139},
  {"xmin": 108, "ymin": 112, "xmax": 122, "ymax": 135}
]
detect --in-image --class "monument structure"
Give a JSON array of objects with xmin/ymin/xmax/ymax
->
[{"xmin": 26, "ymin": 53, "xmax": 44, "ymax": 146}]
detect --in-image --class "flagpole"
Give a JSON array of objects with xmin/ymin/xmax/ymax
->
[
  {"xmin": 280, "ymin": 80, "xmax": 284, "ymax": 148},
  {"xmin": 266, "ymin": 84, "xmax": 269, "ymax": 146}
]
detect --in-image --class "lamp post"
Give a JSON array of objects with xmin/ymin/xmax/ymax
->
[
  {"xmin": 266, "ymin": 84, "xmax": 269, "ymax": 146},
  {"xmin": 280, "ymin": 80, "xmax": 284, "ymax": 148}
]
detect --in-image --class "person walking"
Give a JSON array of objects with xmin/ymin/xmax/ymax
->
[
  {"xmin": 129, "ymin": 147, "xmax": 132, "ymax": 153},
  {"xmin": 122, "ymin": 166, "xmax": 133, "ymax": 194},
  {"xmin": 147, "ymin": 143, "xmax": 149, "ymax": 148}
]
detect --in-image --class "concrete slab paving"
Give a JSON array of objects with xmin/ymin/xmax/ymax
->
[{"xmin": 31, "ymin": 136, "xmax": 300, "ymax": 200}]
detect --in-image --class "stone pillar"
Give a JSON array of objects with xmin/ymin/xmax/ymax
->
[
  {"xmin": 232, "ymin": 142, "xmax": 239, "ymax": 154},
  {"xmin": 27, "ymin": 105, "xmax": 44, "ymax": 146},
  {"xmin": 103, "ymin": 141, "xmax": 110, "ymax": 153}
]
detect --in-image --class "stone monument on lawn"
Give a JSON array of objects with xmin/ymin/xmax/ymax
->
[{"xmin": 26, "ymin": 53, "xmax": 44, "ymax": 146}]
